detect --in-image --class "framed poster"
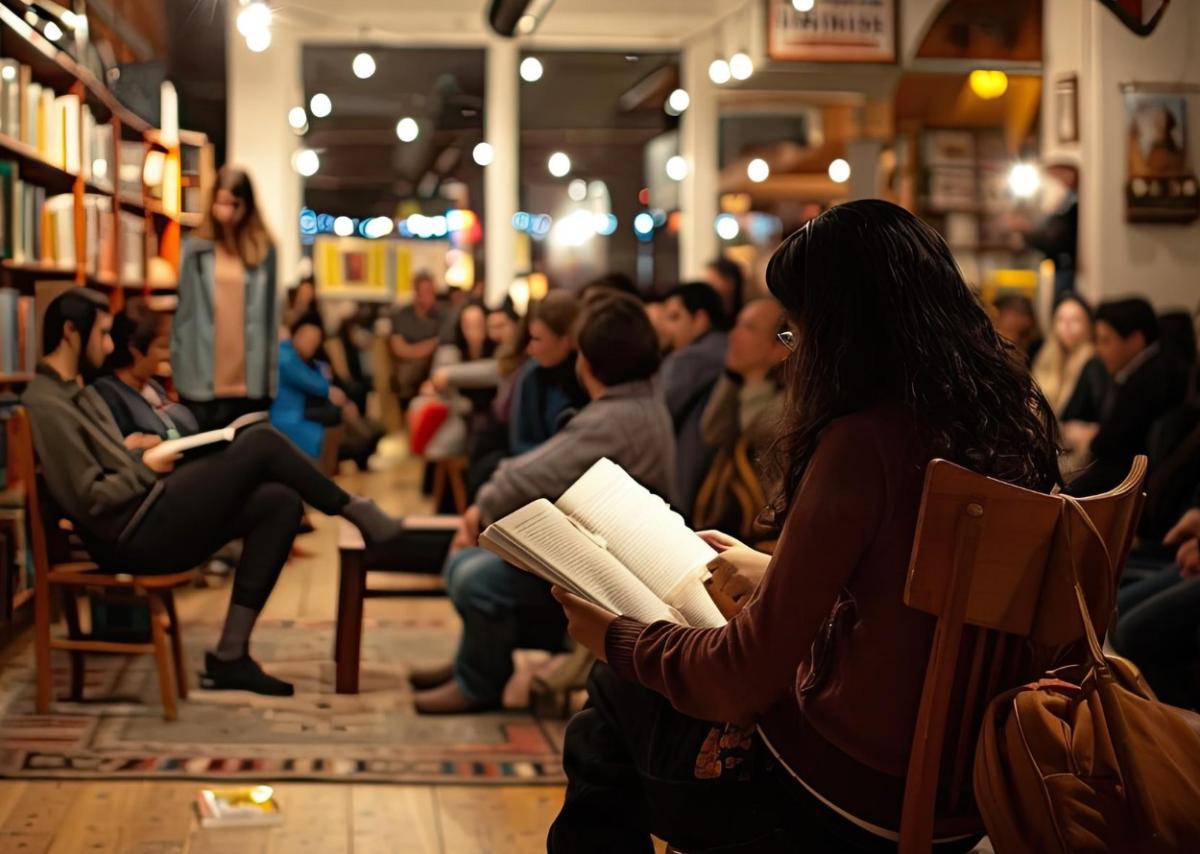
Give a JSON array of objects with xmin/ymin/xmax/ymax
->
[
  {"xmin": 313, "ymin": 236, "xmax": 397, "ymax": 301},
  {"xmin": 769, "ymin": 0, "xmax": 896, "ymax": 63},
  {"xmin": 1123, "ymin": 87, "xmax": 1199, "ymax": 223},
  {"xmin": 1056, "ymin": 74, "xmax": 1079, "ymax": 144}
]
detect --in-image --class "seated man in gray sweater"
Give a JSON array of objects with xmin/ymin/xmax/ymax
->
[{"xmin": 413, "ymin": 296, "xmax": 676, "ymax": 714}]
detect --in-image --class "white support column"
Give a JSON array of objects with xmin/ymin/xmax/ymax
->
[
  {"xmin": 484, "ymin": 37, "xmax": 519, "ymax": 309},
  {"xmin": 679, "ymin": 33, "xmax": 719, "ymax": 280},
  {"xmin": 845, "ymin": 138, "xmax": 882, "ymax": 201},
  {"xmin": 227, "ymin": 15, "xmax": 303, "ymax": 287}
]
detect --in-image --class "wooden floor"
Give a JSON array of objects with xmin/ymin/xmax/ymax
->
[{"xmin": 0, "ymin": 456, "xmax": 577, "ymax": 854}]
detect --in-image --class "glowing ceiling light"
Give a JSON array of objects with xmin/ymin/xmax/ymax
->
[
  {"xmin": 666, "ymin": 88, "xmax": 690, "ymax": 116},
  {"xmin": 715, "ymin": 214, "xmax": 740, "ymax": 240},
  {"xmin": 353, "ymin": 52, "xmax": 377, "ymax": 80},
  {"xmin": 396, "ymin": 117, "xmax": 419, "ymax": 142},
  {"xmin": 969, "ymin": 69, "xmax": 1009, "ymax": 100},
  {"xmin": 43, "ymin": 21, "xmax": 63, "ymax": 41},
  {"xmin": 828, "ymin": 158, "xmax": 851, "ymax": 183},
  {"xmin": 747, "ymin": 158, "xmax": 770, "ymax": 183},
  {"xmin": 292, "ymin": 148, "xmax": 320, "ymax": 177},
  {"xmin": 709, "ymin": 59, "xmax": 731, "ymax": 85},
  {"xmin": 520, "ymin": 57, "xmax": 544, "ymax": 83},
  {"xmin": 792, "ymin": 0, "xmax": 816, "ymax": 11},
  {"xmin": 472, "ymin": 142, "xmax": 494, "ymax": 166},
  {"xmin": 236, "ymin": 2, "xmax": 272, "ymax": 36},
  {"xmin": 633, "ymin": 212, "xmax": 655, "ymax": 236},
  {"xmin": 548, "ymin": 151, "xmax": 571, "ymax": 178},
  {"xmin": 333, "ymin": 216, "xmax": 354, "ymax": 237},
  {"xmin": 729, "ymin": 52, "xmax": 753, "ymax": 81},
  {"xmin": 246, "ymin": 28, "xmax": 271, "ymax": 52},
  {"xmin": 1008, "ymin": 163, "xmax": 1041, "ymax": 198},
  {"xmin": 310, "ymin": 93, "xmax": 332, "ymax": 118},
  {"xmin": 665, "ymin": 155, "xmax": 688, "ymax": 181},
  {"xmin": 288, "ymin": 107, "xmax": 308, "ymax": 129},
  {"xmin": 568, "ymin": 179, "xmax": 588, "ymax": 201}
]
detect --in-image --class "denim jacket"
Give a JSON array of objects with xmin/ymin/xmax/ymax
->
[{"xmin": 171, "ymin": 237, "xmax": 280, "ymax": 402}]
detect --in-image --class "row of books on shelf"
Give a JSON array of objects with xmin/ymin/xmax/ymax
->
[
  {"xmin": 0, "ymin": 160, "xmax": 146, "ymax": 281},
  {"xmin": 0, "ymin": 59, "xmax": 115, "ymax": 191},
  {"xmin": 0, "ymin": 288, "xmax": 36, "ymax": 374}
]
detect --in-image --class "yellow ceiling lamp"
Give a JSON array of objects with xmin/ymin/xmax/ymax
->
[{"xmin": 969, "ymin": 69, "xmax": 1009, "ymax": 100}]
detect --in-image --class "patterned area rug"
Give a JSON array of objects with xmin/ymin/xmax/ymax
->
[{"xmin": 0, "ymin": 618, "xmax": 567, "ymax": 784}]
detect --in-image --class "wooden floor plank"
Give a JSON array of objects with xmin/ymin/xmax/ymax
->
[
  {"xmin": 0, "ymin": 781, "xmax": 82, "ymax": 854},
  {"xmin": 119, "ymin": 782, "xmax": 196, "ymax": 854},
  {"xmin": 435, "ymin": 785, "xmax": 564, "ymax": 854},
  {"xmin": 349, "ymin": 785, "xmax": 441, "ymax": 854},
  {"xmin": 46, "ymin": 783, "xmax": 131, "ymax": 854},
  {"xmin": 264, "ymin": 783, "xmax": 351, "ymax": 854}
]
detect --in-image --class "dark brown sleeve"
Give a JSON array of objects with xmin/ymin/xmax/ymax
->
[{"xmin": 604, "ymin": 416, "xmax": 889, "ymax": 725}]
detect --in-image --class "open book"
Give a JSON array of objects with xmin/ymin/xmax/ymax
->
[
  {"xmin": 143, "ymin": 411, "xmax": 268, "ymax": 467},
  {"xmin": 480, "ymin": 458, "xmax": 726, "ymax": 627}
]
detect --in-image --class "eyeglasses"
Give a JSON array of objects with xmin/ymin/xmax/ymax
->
[{"xmin": 777, "ymin": 329, "xmax": 797, "ymax": 351}]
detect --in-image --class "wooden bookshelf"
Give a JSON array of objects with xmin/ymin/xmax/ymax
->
[
  {"xmin": 0, "ymin": 131, "xmax": 78, "ymax": 189},
  {"xmin": 0, "ymin": 372, "xmax": 33, "ymax": 384},
  {"xmin": 1, "ymin": 259, "xmax": 75, "ymax": 276}
]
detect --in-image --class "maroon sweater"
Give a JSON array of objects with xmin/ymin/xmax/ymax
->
[{"xmin": 606, "ymin": 406, "xmax": 935, "ymax": 832}]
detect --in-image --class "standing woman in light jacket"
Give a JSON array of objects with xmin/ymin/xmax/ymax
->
[{"xmin": 172, "ymin": 167, "xmax": 279, "ymax": 431}]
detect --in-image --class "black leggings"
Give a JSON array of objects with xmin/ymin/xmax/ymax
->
[{"xmin": 104, "ymin": 426, "xmax": 350, "ymax": 610}]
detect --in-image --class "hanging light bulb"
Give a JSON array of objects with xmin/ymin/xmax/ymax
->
[
  {"xmin": 333, "ymin": 216, "xmax": 355, "ymax": 237},
  {"xmin": 828, "ymin": 158, "xmax": 851, "ymax": 183},
  {"xmin": 666, "ymin": 88, "xmax": 690, "ymax": 116},
  {"xmin": 968, "ymin": 69, "xmax": 1009, "ymax": 100},
  {"xmin": 288, "ymin": 107, "xmax": 308, "ymax": 129},
  {"xmin": 310, "ymin": 93, "xmax": 332, "ymax": 118},
  {"xmin": 520, "ymin": 57, "xmax": 544, "ymax": 83},
  {"xmin": 548, "ymin": 152, "xmax": 571, "ymax": 178},
  {"xmin": 568, "ymin": 179, "xmax": 588, "ymax": 201},
  {"xmin": 396, "ymin": 117, "xmax": 419, "ymax": 142},
  {"xmin": 43, "ymin": 21, "xmax": 63, "ymax": 42},
  {"xmin": 292, "ymin": 149, "xmax": 320, "ymax": 177},
  {"xmin": 729, "ymin": 52, "xmax": 753, "ymax": 81},
  {"xmin": 236, "ymin": 2, "xmax": 272, "ymax": 36},
  {"xmin": 245, "ymin": 28, "xmax": 271, "ymax": 53},
  {"xmin": 472, "ymin": 142, "xmax": 494, "ymax": 166},
  {"xmin": 353, "ymin": 52, "xmax": 377, "ymax": 80},
  {"xmin": 747, "ymin": 158, "xmax": 770, "ymax": 183},
  {"xmin": 709, "ymin": 59, "xmax": 731, "ymax": 85},
  {"xmin": 1008, "ymin": 163, "xmax": 1041, "ymax": 198},
  {"xmin": 665, "ymin": 155, "xmax": 688, "ymax": 181},
  {"xmin": 792, "ymin": 0, "xmax": 816, "ymax": 11}
]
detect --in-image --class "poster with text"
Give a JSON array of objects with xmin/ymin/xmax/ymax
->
[
  {"xmin": 769, "ymin": 0, "xmax": 895, "ymax": 63},
  {"xmin": 1124, "ymin": 90, "xmax": 1199, "ymax": 223}
]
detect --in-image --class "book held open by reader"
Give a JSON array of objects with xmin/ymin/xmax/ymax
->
[
  {"xmin": 142, "ymin": 411, "xmax": 268, "ymax": 467},
  {"xmin": 480, "ymin": 458, "xmax": 727, "ymax": 628}
]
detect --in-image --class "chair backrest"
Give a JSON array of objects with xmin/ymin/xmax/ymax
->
[
  {"xmin": 5, "ymin": 408, "xmax": 55, "ymax": 596},
  {"xmin": 897, "ymin": 456, "xmax": 1147, "ymax": 852}
]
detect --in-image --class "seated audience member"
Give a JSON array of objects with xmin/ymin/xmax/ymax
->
[
  {"xmin": 1112, "ymin": 490, "xmax": 1200, "ymax": 709},
  {"xmin": 466, "ymin": 313, "xmax": 531, "ymax": 494},
  {"xmin": 1032, "ymin": 293, "xmax": 1106, "ymax": 417},
  {"xmin": 704, "ymin": 256, "xmax": 746, "ymax": 316},
  {"xmin": 991, "ymin": 293, "xmax": 1042, "ymax": 364},
  {"xmin": 509, "ymin": 291, "xmax": 589, "ymax": 456},
  {"xmin": 24, "ymin": 290, "xmax": 407, "ymax": 695},
  {"xmin": 271, "ymin": 313, "xmax": 348, "ymax": 459},
  {"xmin": 388, "ymin": 270, "xmax": 444, "ymax": 407},
  {"xmin": 93, "ymin": 302, "xmax": 200, "ymax": 441},
  {"xmin": 546, "ymin": 200, "xmax": 1062, "ymax": 852},
  {"xmin": 1067, "ymin": 298, "xmax": 1190, "ymax": 497},
  {"xmin": 411, "ymin": 298, "xmax": 673, "ymax": 714},
  {"xmin": 1159, "ymin": 310, "xmax": 1199, "ymax": 396},
  {"xmin": 693, "ymin": 298, "xmax": 789, "ymax": 537},
  {"xmin": 660, "ymin": 282, "xmax": 730, "ymax": 515},
  {"xmin": 580, "ymin": 272, "xmax": 639, "ymax": 304}
]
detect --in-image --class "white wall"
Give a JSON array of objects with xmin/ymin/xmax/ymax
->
[{"xmin": 1046, "ymin": 0, "xmax": 1200, "ymax": 311}]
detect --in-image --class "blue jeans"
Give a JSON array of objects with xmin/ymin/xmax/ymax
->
[{"xmin": 443, "ymin": 547, "xmax": 568, "ymax": 705}]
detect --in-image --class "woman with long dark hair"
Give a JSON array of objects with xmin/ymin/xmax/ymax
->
[
  {"xmin": 172, "ymin": 166, "xmax": 278, "ymax": 431},
  {"xmin": 549, "ymin": 200, "xmax": 1060, "ymax": 852}
]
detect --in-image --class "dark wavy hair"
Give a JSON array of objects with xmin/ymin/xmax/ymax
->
[{"xmin": 764, "ymin": 200, "xmax": 1060, "ymax": 520}]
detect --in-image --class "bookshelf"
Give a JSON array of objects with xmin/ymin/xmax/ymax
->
[{"xmin": 0, "ymin": 3, "xmax": 215, "ymax": 627}]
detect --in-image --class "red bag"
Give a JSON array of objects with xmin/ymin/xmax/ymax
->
[{"xmin": 407, "ymin": 399, "xmax": 450, "ymax": 456}]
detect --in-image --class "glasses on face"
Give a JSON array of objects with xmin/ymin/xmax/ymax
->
[{"xmin": 777, "ymin": 329, "xmax": 797, "ymax": 351}]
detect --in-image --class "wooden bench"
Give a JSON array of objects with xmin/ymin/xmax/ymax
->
[{"xmin": 334, "ymin": 516, "xmax": 459, "ymax": 693}]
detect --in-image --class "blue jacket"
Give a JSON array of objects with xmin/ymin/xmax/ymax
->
[
  {"xmin": 508, "ymin": 355, "xmax": 588, "ymax": 455},
  {"xmin": 171, "ymin": 237, "xmax": 279, "ymax": 402},
  {"xmin": 270, "ymin": 341, "xmax": 328, "ymax": 458}
]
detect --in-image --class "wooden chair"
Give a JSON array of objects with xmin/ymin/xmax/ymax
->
[
  {"xmin": 897, "ymin": 456, "xmax": 1147, "ymax": 853},
  {"xmin": 7, "ymin": 409, "xmax": 195, "ymax": 722}
]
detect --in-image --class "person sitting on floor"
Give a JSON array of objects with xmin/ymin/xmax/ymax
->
[
  {"xmin": 659, "ymin": 281, "xmax": 730, "ymax": 517},
  {"xmin": 410, "ymin": 296, "xmax": 674, "ymax": 715},
  {"xmin": 693, "ymin": 297, "xmax": 789, "ymax": 539},
  {"xmin": 93, "ymin": 300, "xmax": 200, "ymax": 442},
  {"xmin": 546, "ymin": 200, "xmax": 1061, "ymax": 853},
  {"xmin": 23, "ymin": 290, "xmax": 409, "ymax": 696},
  {"xmin": 271, "ymin": 312, "xmax": 350, "ymax": 460},
  {"xmin": 1067, "ymin": 297, "xmax": 1190, "ymax": 497}
]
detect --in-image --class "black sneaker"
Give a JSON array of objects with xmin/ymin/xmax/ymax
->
[{"xmin": 199, "ymin": 652, "xmax": 294, "ymax": 696}]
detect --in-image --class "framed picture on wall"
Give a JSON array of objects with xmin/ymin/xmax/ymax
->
[
  {"xmin": 768, "ymin": 0, "xmax": 896, "ymax": 63},
  {"xmin": 1056, "ymin": 74, "xmax": 1079, "ymax": 143},
  {"xmin": 1123, "ymin": 86, "xmax": 1200, "ymax": 223}
]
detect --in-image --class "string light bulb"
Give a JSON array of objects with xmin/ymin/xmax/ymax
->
[
  {"xmin": 709, "ymin": 58, "xmax": 731, "ymax": 85},
  {"xmin": 353, "ymin": 52, "xmax": 376, "ymax": 79},
  {"xmin": 747, "ymin": 158, "xmax": 770, "ymax": 183},
  {"xmin": 396, "ymin": 117, "xmax": 419, "ymax": 142},
  {"xmin": 666, "ymin": 88, "xmax": 690, "ymax": 116},
  {"xmin": 472, "ymin": 142, "xmax": 494, "ymax": 166},
  {"xmin": 548, "ymin": 151, "xmax": 571, "ymax": 178},
  {"xmin": 310, "ymin": 93, "xmax": 332, "ymax": 118},
  {"xmin": 828, "ymin": 158, "xmax": 851, "ymax": 183},
  {"xmin": 729, "ymin": 52, "xmax": 753, "ymax": 81},
  {"xmin": 520, "ymin": 57, "xmax": 544, "ymax": 83}
]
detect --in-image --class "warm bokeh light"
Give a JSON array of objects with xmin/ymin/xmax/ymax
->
[{"xmin": 969, "ymin": 69, "xmax": 1009, "ymax": 100}]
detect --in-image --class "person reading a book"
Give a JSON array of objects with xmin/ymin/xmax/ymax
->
[
  {"xmin": 172, "ymin": 167, "xmax": 280, "ymax": 432},
  {"xmin": 546, "ymin": 200, "xmax": 1062, "ymax": 852},
  {"xmin": 93, "ymin": 300, "xmax": 200, "ymax": 442},
  {"xmin": 411, "ymin": 297, "xmax": 674, "ymax": 715},
  {"xmin": 23, "ymin": 290, "xmax": 410, "ymax": 697}
]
